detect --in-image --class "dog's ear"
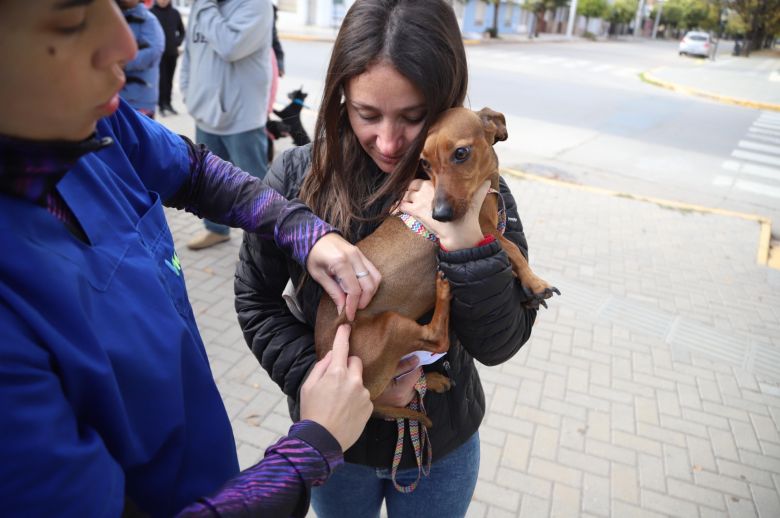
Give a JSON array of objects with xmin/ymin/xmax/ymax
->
[{"xmin": 477, "ymin": 107, "xmax": 508, "ymax": 144}]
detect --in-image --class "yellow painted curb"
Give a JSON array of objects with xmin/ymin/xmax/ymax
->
[
  {"xmin": 501, "ymin": 166, "xmax": 776, "ymax": 269},
  {"xmin": 640, "ymin": 70, "xmax": 780, "ymax": 113}
]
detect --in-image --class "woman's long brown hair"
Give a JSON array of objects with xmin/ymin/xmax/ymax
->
[{"xmin": 299, "ymin": 0, "xmax": 468, "ymax": 242}]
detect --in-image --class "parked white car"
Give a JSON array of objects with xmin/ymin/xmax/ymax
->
[{"xmin": 679, "ymin": 31, "xmax": 712, "ymax": 58}]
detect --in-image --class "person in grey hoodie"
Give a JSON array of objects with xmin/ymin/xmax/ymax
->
[{"xmin": 180, "ymin": 0, "xmax": 274, "ymax": 250}]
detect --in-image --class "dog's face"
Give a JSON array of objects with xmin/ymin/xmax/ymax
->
[
  {"xmin": 420, "ymin": 107, "xmax": 508, "ymax": 222},
  {"xmin": 287, "ymin": 88, "xmax": 308, "ymax": 102}
]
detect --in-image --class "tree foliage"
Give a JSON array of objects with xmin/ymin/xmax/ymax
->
[
  {"xmin": 729, "ymin": 0, "xmax": 780, "ymax": 52},
  {"xmin": 607, "ymin": 0, "xmax": 636, "ymax": 24},
  {"xmin": 578, "ymin": 0, "xmax": 609, "ymax": 21}
]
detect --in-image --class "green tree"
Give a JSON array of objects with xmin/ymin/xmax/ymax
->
[
  {"xmin": 525, "ymin": 0, "xmax": 571, "ymax": 36},
  {"xmin": 607, "ymin": 0, "xmax": 636, "ymax": 30},
  {"xmin": 578, "ymin": 0, "xmax": 609, "ymax": 28},
  {"xmin": 486, "ymin": 0, "xmax": 501, "ymax": 38},
  {"xmin": 682, "ymin": 0, "xmax": 710, "ymax": 29},
  {"xmin": 730, "ymin": 0, "xmax": 780, "ymax": 53}
]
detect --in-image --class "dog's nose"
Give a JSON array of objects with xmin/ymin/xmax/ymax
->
[{"xmin": 432, "ymin": 202, "xmax": 454, "ymax": 222}]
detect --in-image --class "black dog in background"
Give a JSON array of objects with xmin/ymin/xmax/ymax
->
[
  {"xmin": 273, "ymin": 87, "xmax": 311, "ymax": 147},
  {"xmin": 265, "ymin": 88, "xmax": 311, "ymax": 164}
]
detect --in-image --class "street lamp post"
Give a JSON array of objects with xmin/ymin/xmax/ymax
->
[
  {"xmin": 711, "ymin": 7, "xmax": 728, "ymax": 61},
  {"xmin": 633, "ymin": 0, "xmax": 645, "ymax": 37},
  {"xmin": 651, "ymin": 0, "xmax": 663, "ymax": 39},
  {"xmin": 567, "ymin": 0, "xmax": 579, "ymax": 38}
]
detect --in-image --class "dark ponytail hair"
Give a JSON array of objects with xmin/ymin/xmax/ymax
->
[{"xmin": 299, "ymin": 0, "xmax": 468, "ymax": 240}]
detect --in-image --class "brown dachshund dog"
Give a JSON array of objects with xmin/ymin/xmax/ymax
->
[{"xmin": 314, "ymin": 107, "xmax": 558, "ymax": 427}]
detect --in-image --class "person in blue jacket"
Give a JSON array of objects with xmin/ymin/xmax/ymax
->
[
  {"xmin": 119, "ymin": 0, "xmax": 165, "ymax": 118},
  {"xmin": 0, "ymin": 1, "xmax": 380, "ymax": 516}
]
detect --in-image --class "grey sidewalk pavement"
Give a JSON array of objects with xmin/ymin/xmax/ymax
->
[
  {"xmin": 642, "ymin": 50, "xmax": 780, "ymax": 111},
  {"xmin": 164, "ymin": 169, "xmax": 780, "ymax": 516}
]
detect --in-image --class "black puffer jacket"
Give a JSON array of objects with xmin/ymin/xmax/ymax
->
[{"xmin": 235, "ymin": 144, "xmax": 537, "ymax": 469}]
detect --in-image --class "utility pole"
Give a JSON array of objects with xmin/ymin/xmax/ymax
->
[
  {"xmin": 633, "ymin": 0, "xmax": 645, "ymax": 37},
  {"xmin": 566, "ymin": 0, "xmax": 579, "ymax": 38},
  {"xmin": 711, "ymin": 6, "xmax": 728, "ymax": 61},
  {"xmin": 651, "ymin": 0, "xmax": 663, "ymax": 39}
]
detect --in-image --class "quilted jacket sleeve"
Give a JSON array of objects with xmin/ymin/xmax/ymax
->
[
  {"xmin": 438, "ymin": 176, "xmax": 537, "ymax": 366},
  {"xmin": 234, "ymin": 148, "xmax": 317, "ymax": 401}
]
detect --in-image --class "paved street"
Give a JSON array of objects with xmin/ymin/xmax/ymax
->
[
  {"xmin": 273, "ymin": 38, "xmax": 780, "ymax": 233},
  {"xmin": 157, "ymin": 32, "xmax": 780, "ymax": 517}
]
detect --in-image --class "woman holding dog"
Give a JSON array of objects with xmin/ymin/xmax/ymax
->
[
  {"xmin": 0, "ymin": 1, "xmax": 382, "ymax": 515},
  {"xmin": 235, "ymin": 0, "xmax": 539, "ymax": 516}
]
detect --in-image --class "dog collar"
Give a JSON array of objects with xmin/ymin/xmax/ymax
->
[
  {"xmin": 396, "ymin": 212, "xmax": 439, "ymax": 243},
  {"xmin": 395, "ymin": 189, "xmax": 507, "ymax": 244}
]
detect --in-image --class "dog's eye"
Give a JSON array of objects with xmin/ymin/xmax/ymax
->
[
  {"xmin": 420, "ymin": 159, "xmax": 431, "ymax": 172},
  {"xmin": 453, "ymin": 147, "xmax": 471, "ymax": 163}
]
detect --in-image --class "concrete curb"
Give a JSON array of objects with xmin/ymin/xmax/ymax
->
[
  {"xmin": 278, "ymin": 32, "xmax": 336, "ymax": 43},
  {"xmin": 279, "ymin": 32, "xmax": 572, "ymax": 46},
  {"xmin": 501, "ymin": 166, "xmax": 777, "ymax": 269},
  {"xmin": 640, "ymin": 69, "xmax": 780, "ymax": 112}
]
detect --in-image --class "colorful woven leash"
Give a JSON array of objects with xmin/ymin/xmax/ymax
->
[
  {"xmin": 395, "ymin": 188, "xmax": 507, "ymax": 242},
  {"xmin": 396, "ymin": 212, "xmax": 439, "ymax": 243},
  {"xmin": 491, "ymin": 187, "xmax": 508, "ymax": 235},
  {"xmin": 390, "ymin": 371, "xmax": 432, "ymax": 493}
]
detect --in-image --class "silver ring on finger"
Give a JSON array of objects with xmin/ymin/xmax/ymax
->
[{"xmin": 355, "ymin": 271, "xmax": 369, "ymax": 279}]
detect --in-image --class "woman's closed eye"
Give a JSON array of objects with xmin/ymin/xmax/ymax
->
[
  {"xmin": 51, "ymin": 2, "xmax": 91, "ymax": 35},
  {"xmin": 357, "ymin": 112, "xmax": 380, "ymax": 122},
  {"xmin": 55, "ymin": 17, "xmax": 87, "ymax": 34}
]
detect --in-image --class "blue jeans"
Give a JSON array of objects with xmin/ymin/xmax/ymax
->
[
  {"xmin": 195, "ymin": 126, "xmax": 268, "ymax": 236},
  {"xmin": 311, "ymin": 432, "xmax": 480, "ymax": 518}
]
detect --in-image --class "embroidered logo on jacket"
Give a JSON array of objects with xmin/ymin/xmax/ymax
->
[{"xmin": 165, "ymin": 251, "xmax": 182, "ymax": 277}]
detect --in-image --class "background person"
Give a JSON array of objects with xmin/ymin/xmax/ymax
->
[
  {"xmin": 180, "ymin": 0, "xmax": 274, "ymax": 250},
  {"xmin": 119, "ymin": 0, "xmax": 165, "ymax": 118},
  {"xmin": 151, "ymin": 0, "xmax": 186, "ymax": 116},
  {"xmin": 235, "ymin": 1, "xmax": 539, "ymax": 516},
  {"xmin": 0, "ymin": 1, "xmax": 379, "ymax": 515}
]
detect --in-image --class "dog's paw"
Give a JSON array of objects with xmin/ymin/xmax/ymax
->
[
  {"xmin": 521, "ymin": 284, "xmax": 560, "ymax": 309},
  {"xmin": 426, "ymin": 372, "xmax": 452, "ymax": 393},
  {"xmin": 436, "ymin": 270, "xmax": 452, "ymax": 302}
]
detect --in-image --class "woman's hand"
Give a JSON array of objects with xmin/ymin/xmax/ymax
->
[
  {"xmin": 306, "ymin": 233, "xmax": 381, "ymax": 321},
  {"xmin": 373, "ymin": 355, "xmax": 421, "ymax": 408},
  {"xmin": 398, "ymin": 179, "xmax": 491, "ymax": 251},
  {"xmin": 300, "ymin": 325, "xmax": 373, "ymax": 452}
]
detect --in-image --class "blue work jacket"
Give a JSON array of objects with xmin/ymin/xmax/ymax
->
[{"xmin": 0, "ymin": 104, "xmax": 238, "ymax": 516}]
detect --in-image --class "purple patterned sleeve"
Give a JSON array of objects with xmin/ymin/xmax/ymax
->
[
  {"xmin": 176, "ymin": 420, "xmax": 343, "ymax": 518},
  {"xmin": 165, "ymin": 137, "xmax": 338, "ymax": 265}
]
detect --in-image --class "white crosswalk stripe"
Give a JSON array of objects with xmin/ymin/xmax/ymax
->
[
  {"xmin": 715, "ymin": 112, "xmax": 780, "ymax": 200},
  {"xmin": 466, "ymin": 49, "xmax": 639, "ymax": 79},
  {"xmin": 738, "ymin": 140, "xmax": 780, "ymax": 155},
  {"xmin": 732, "ymin": 149, "xmax": 780, "ymax": 167}
]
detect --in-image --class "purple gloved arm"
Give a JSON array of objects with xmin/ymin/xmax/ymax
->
[
  {"xmin": 165, "ymin": 136, "xmax": 337, "ymax": 266},
  {"xmin": 176, "ymin": 420, "xmax": 343, "ymax": 518}
]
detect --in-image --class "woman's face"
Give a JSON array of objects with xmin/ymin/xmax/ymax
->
[
  {"xmin": 0, "ymin": 0, "xmax": 136, "ymax": 141},
  {"xmin": 345, "ymin": 61, "xmax": 426, "ymax": 174}
]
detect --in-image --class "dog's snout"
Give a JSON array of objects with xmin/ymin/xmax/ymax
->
[{"xmin": 432, "ymin": 201, "xmax": 454, "ymax": 222}]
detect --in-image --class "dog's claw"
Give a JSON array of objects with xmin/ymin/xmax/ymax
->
[{"xmin": 551, "ymin": 287, "xmax": 561, "ymax": 296}]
